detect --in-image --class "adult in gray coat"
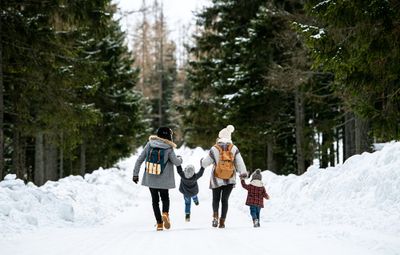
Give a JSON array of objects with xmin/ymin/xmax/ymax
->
[
  {"xmin": 201, "ymin": 125, "xmax": 248, "ymax": 228},
  {"xmin": 133, "ymin": 127, "xmax": 182, "ymax": 231}
]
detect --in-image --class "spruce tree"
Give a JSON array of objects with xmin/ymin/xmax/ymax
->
[{"xmin": 303, "ymin": 0, "xmax": 400, "ymax": 141}]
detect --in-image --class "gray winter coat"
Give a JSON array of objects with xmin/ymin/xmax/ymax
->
[
  {"xmin": 201, "ymin": 142, "xmax": 247, "ymax": 189},
  {"xmin": 177, "ymin": 165, "xmax": 205, "ymax": 197},
  {"xmin": 133, "ymin": 136, "xmax": 182, "ymax": 189}
]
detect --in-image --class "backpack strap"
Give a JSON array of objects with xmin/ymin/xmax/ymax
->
[
  {"xmin": 148, "ymin": 148, "xmax": 153, "ymax": 159},
  {"xmin": 211, "ymin": 144, "xmax": 221, "ymax": 164},
  {"xmin": 214, "ymin": 143, "xmax": 233, "ymax": 152},
  {"xmin": 214, "ymin": 144, "xmax": 222, "ymax": 153}
]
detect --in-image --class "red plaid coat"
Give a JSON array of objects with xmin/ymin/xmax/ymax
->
[{"xmin": 241, "ymin": 179, "xmax": 269, "ymax": 208}]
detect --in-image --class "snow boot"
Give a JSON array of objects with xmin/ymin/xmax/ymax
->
[
  {"xmin": 185, "ymin": 213, "xmax": 190, "ymax": 222},
  {"xmin": 194, "ymin": 200, "xmax": 199, "ymax": 206},
  {"xmin": 212, "ymin": 212, "xmax": 218, "ymax": 228},
  {"xmin": 162, "ymin": 212, "xmax": 170, "ymax": 229},
  {"xmin": 156, "ymin": 222, "xmax": 163, "ymax": 231},
  {"xmin": 253, "ymin": 219, "xmax": 260, "ymax": 228},
  {"xmin": 218, "ymin": 218, "xmax": 225, "ymax": 228}
]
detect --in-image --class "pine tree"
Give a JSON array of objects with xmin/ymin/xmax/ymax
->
[
  {"xmin": 303, "ymin": 0, "xmax": 400, "ymax": 142},
  {"xmin": 186, "ymin": 0, "xmax": 345, "ymax": 174},
  {"xmin": 185, "ymin": 0, "xmax": 299, "ymax": 173},
  {"xmin": 1, "ymin": 0, "xmax": 147, "ymax": 184}
]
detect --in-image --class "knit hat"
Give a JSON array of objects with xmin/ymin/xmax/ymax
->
[
  {"xmin": 157, "ymin": 127, "xmax": 173, "ymax": 141},
  {"xmin": 184, "ymin": 164, "xmax": 195, "ymax": 179},
  {"xmin": 251, "ymin": 169, "xmax": 262, "ymax": 181},
  {"xmin": 217, "ymin": 125, "xmax": 235, "ymax": 143}
]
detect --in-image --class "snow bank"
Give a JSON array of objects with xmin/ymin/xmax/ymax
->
[
  {"xmin": 0, "ymin": 165, "xmax": 139, "ymax": 235},
  {"xmin": 248, "ymin": 141, "xmax": 400, "ymax": 235},
  {"xmin": 0, "ymin": 145, "xmax": 205, "ymax": 236}
]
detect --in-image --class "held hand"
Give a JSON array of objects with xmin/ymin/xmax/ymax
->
[
  {"xmin": 132, "ymin": 176, "xmax": 139, "ymax": 184},
  {"xmin": 239, "ymin": 172, "xmax": 248, "ymax": 179}
]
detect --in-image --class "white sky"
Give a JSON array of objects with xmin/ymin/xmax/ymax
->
[
  {"xmin": 113, "ymin": 0, "xmax": 210, "ymax": 44},
  {"xmin": 113, "ymin": 0, "xmax": 210, "ymax": 66}
]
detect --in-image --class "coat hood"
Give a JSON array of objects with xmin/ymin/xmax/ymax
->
[{"xmin": 149, "ymin": 135, "xmax": 177, "ymax": 148}]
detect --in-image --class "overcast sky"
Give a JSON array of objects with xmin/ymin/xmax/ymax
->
[
  {"xmin": 114, "ymin": 0, "xmax": 210, "ymax": 42},
  {"xmin": 113, "ymin": 0, "xmax": 210, "ymax": 66}
]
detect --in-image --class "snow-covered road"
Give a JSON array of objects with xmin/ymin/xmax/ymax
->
[
  {"xmin": 2, "ymin": 185, "xmax": 398, "ymax": 255},
  {"xmin": 1, "ymin": 144, "xmax": 400, "ymax": 255}
]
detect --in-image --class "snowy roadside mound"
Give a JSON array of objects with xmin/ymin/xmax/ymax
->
[
  {"xmin": 256, "ymin": 142, "xmax": 400, "ymax": 234},
  {"xmin": 0, "ymin": 145, "xmax": 206, "ymax": 236},
  {"xmin": 0, "ymin": 164, "xmax": 139, "ymax": 235}
]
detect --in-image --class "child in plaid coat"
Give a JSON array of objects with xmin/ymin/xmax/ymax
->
[{"xmin": 240, "ymin": 169, "xmax": 270, "ymax": 227}]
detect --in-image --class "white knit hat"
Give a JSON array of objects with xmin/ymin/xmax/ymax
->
[
  {"xmin": 217, "ymin": 125, "xmax": 235, "ymax": 143},
  {"xmin": 184, "ymin": 164, "xmax": 195, "ymax": 178}
]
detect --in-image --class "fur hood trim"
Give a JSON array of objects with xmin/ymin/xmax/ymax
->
[
  {"xmin": 250, "ymin": 179, "xmax": 264, "ymax": 187},
  {"xmin": 149, "ymin": 135, "xmax": 177, "ymax": 148}
]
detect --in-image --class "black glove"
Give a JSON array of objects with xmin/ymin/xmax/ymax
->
[{"xmin": 132, "ymin": 176, "xmax": 139, "ymax": 184}]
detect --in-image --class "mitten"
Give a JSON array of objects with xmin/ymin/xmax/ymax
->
[
  {"xmin": 132, "ymin": 176, "xmax": 139, "ymax": 184},
  {"xmin": 239, "ymin": 172, "xmax": 248, "ymax": 179}
]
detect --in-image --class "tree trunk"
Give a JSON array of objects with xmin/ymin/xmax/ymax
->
[
  {"xmin": 0, "ymin": 16, "xmax": 4, "ymax": 180},
  {"xmin": 59, "ymin": 144, "xmax": 64, "ymax": 179},
  {"xmin": 267, "ymin": 140, "xmax": 275, "ymax": 172},
  {"xmin": 336, "ymin": 128, "xmax": 341, "ymax": 164},
  {"xmin": 44, "ymin": 134, "xmax": 58, "ymax": 181},
  {"xmin": 34, "ymin": 132, "xmax": 45, "ymax": 185},
  {"xmin": 329, "ymin": 139, "xmax": 335, "ymax": 167},
  {"xmin": 12, "ymin": 129, "xmax": 26, "ymax": 180},
  {"xmin": 344, "ymin": 112, "xmax": 355, "ymax": 160},
  {"xmin": 80, "ymin": 141, "xmax": 86, "ymax": 176},
  {"xmin": 295, "ymin": 88, "xmax": 306, "ymax": 175},
  {"xmin": 321, "ymin": 132, "xmax": 329, "ymax": 168},
  {"xmin": 158, "ymin": 5, "xmax": 164, "ymax": 127},
  {"xmin": 355, "ymin": 116, "xmax": 370, "ymax": 154},
  {"xmin": 248, "ymin": 148, "xmax": 253, "ymax": 172}
]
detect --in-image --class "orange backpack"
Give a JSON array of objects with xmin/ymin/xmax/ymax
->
[{"xmin": 214, "ymin": 144, "xmax": 235, "ymax": 180}]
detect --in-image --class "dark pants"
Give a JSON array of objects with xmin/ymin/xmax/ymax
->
[
  {"xmin": 212, "ymin": 184, "xmax": 234, "ymax": 219},
  {"xmin": 149, "ymin": 188, "xmax": 169, "ymax": 224},
  {"xmin": 249, "ymin": 205, "xmax": 261, "ymax": 220}
]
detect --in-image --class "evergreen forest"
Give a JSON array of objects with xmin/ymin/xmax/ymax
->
[{"xmin": 1, "ymin": 0, "xmax": 399, "ymax": 184}]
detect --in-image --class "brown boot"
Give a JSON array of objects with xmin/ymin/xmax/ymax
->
[
  {"xmin": 218, "ymin": 218, "xmax": 225, "ymax": 228},
  {"xmin": 156, "ymin": 222, "xmax": 163, "ymax": 231},
  {"xmin": 162, "ymin": 212, "xmax": 170, "ymax": 229},
  {"xmin": 212, "ymin": 212, "xmax": 218, "ymax": 228}
]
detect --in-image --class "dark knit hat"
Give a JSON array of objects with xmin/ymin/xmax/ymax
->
[
  {"xmin": 157, "ymin": 127, "xmax": 173, "ymax": 141},
  {"xmin": 251, "ymin": 169, "xmax": 262, "ymax": 181}
]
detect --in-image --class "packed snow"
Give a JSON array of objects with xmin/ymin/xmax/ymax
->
[{"xmin": 0, "ymin": 142, "xmax": 399, "ymax": 255}]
